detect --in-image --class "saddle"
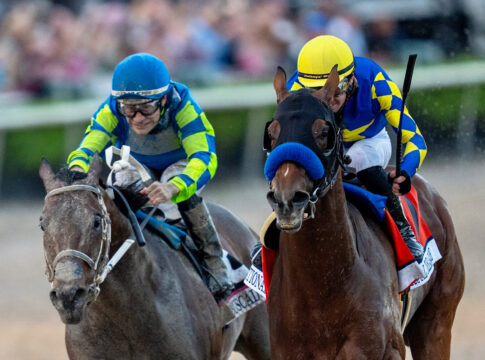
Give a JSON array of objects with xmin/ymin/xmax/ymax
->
[{"xmin": 136, "ymin": 207, "xmax": 265, "ymax": 321}]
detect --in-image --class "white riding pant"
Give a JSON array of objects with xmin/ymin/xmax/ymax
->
[
  {"xmin": 345, "ymin": 128, "xmax": 392, "ymax": 173},
  {"xmin": 114, "ymin": 159, "xmax": 203, "ymax": 221}
]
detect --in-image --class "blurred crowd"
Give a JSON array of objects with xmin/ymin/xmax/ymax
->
[
  {"xmin": 0, "ymin": 0, "xmax": 372, "ymax": 99},
  {"xmin": 0, "ymin": 0, "xmax": 474, "ymax": 100}
]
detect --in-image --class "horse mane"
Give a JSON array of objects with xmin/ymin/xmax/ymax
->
[
  {"xmin": 53, "ymin": 166, "xmax": 144, "ymax": 215},
  {"xmin": 55, "ymin": 166, "xmax": 88, "ymax": 185}
]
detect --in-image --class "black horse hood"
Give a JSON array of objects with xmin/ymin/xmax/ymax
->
[{"xmin": 273, "ymin": 89, "xmax": 335, "ymax": 158}]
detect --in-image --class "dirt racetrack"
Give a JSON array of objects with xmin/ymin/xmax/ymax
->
[{"xmin": 0, "ymin": 158, "xmax": 484, "ymax": 359}]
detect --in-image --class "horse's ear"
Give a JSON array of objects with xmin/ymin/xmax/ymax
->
[
  {"xmin": 87, "ymin": 153, "xmax": 103, "ymax": 183},
  {"xmin": 39, "ymin": 158, "xmax": 57, "ymax": 192},
  {"xmin": 315, "ymin": 65, "xmax": 339, "ymax": 106},
  {"xmin": 273, "ymin": 66, "xmax": 290, "ymax": 104}
]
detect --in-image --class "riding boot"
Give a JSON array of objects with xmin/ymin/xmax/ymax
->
[
  {"xmin": 357, "ymin": 166, "xmax": 424, "ymax": 263},
  {"xmin": 178, "ymin": 195, "xmax": 234, "ymax": 300},
  {"xmin": 386, "ymin": 193, "xmax": 424, "ymax": 262}
]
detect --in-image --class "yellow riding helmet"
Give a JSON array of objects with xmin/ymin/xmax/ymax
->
[{"xmin": 297, "ymin": 35, "xmax": 355, "ymax": 88}]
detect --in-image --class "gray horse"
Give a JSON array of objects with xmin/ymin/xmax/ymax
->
[{"xmin": 39, "ymin": 156, "xmax": 270, "ymax": 360}]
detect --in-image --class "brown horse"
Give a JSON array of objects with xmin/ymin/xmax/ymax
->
[
  {"xmin": 39, "ymin": 156, "xmax": 270, "ymax": 360},
  {"xmin": 263, "ymin": 66, "xmax": 465, "ymax": 359}
]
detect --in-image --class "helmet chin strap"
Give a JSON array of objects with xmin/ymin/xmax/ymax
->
[{"xmin": 151, "ymin": 94, "xmax": 169, "ymax": 130}]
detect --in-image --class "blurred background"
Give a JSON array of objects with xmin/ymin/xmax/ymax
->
[{"xmin": 0, "ymin": 0, "xmax": 484, "ymax": 359}]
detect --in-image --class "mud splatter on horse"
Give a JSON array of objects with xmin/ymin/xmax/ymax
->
[{"xmin": 39, "ymin": 156, "xmax": 270, "ymax": 360}]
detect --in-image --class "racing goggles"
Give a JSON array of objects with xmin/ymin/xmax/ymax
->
[
  {"xmin": 337, "ymin": 76, "xmax": 354, "ymax": 96},
  {"xmin": 117, "ymin": 99, "xmax": 160, "ymax": 117}
]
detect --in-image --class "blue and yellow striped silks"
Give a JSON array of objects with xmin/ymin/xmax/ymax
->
[
  {"xmin": 67, "ymin": 81, "xmax": 217, "ymax": 203},
  {"xmin": 287, "ymin": 57, "xmax": 426, "ymax": 177},
  {"xmin": 67, "ymin": 103, "xmax": 119, "ymax": 172}
]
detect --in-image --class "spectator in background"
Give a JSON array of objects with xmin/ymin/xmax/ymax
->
[
  {"xmin": 365, "ymin": 15, "xmax": 398, "ymax": 65},
  {"xmin": 42, "ymin": 5, "xmax": 94, "ymax": 97},
  {"xmin": 300, "ymin": 0, "xmax": 368, "ymax": 56},
  {"xmin": 0, "ymin": 2, "xmax": 49, "ymax": 95}
]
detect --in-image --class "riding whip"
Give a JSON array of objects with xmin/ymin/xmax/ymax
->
[{"xmin": 396, "ymin": 54, "xmax": 417, "ymax": 175}]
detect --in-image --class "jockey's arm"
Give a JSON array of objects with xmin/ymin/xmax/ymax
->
[
  {"xmin": 67, "ymin": 100, "xmax": 119, "ymax": 172},
  {"xmin": 167, "ymin": 88, "xmax": 218, "ymax": 204},
  {"xmin": 372, "ymin": 74, "xmax": 427, "ymax": 178}
]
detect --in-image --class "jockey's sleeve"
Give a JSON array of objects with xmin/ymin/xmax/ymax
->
[
  {"xmin": 371, "ymin": 72, "xmax": 427, "ymax": 177},
  {"xmin": 67, "ymin": 101, "xmax": 119, "ymax": 171},
  {"xmin": 286, "ymin": 70, "xmax": 304, "ymax": 92},
  {"xmin": 168, "ymin": 89, "xmax": 217, "ymax": 203}
]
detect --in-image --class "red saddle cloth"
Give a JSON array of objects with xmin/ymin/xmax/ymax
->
[{"xmin": 261, "ymin": 186, "xmax": 442, "ymax": 298}]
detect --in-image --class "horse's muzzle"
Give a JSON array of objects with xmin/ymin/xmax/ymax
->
[
  {"xmin": 50, "ymin": 284, "xmax": 94, "ymax": 324},
  {"xmin": 267, "ymin": 190, "xmax": 310, "ymax": 233},
  {"xmin": 49, "ymin": 260, "xmax": 96, "ymax": 324}
]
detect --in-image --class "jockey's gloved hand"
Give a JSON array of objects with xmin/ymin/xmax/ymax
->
[
  {"xmin": 389, "ymin": 170, "xmax": 411, "ymax": 195},
  {"xmin": 114, "ymin": 178, "xmax": 150, "ymax": 212},
  {"xmin": 113, "ymin": 165, "xmax": 141, "ymax": 188}
]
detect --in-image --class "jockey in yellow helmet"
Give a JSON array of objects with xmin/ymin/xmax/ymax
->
[
  {"xmin": 68, "ymin": 53, "xmax": 233, "ymax": 299},
  {"xmin": 288, "ymin": 35, "xmax": 426, "ymax": 262}
]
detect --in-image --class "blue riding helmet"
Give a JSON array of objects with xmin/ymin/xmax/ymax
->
[{"xmin": 111, "ymin": 53, "xmax": 170, "ymax": 100}]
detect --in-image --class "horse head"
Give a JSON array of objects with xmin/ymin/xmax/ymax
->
[
  {"xmin": 39, "ymin": 155, "xmax": 124, "ymax": 324},
  {"xmin": 264, "ymin": 66, "xmax": 342, "ymax": 233}
]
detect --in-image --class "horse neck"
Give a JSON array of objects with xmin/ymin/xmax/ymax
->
[
  {"xmin": 104, "ymin": 195, "xmax": 133, "ymax": 249},
  {"xmin": 92, "ymin": 200, "xmax": 217, "ymax": 329},
  {"xmin": 280, "ymin": 178, "xmax": 356, "ymax": 276}
]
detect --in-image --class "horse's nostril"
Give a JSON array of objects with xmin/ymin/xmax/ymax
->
[
  {"xmin": 292, "ymin": 191, "xmax": 310, "ymax": 207},
  {"xmin": 74, "ymin": 288, "xmax": 87, "ymax": 302},
  {"xmin": 50, "ymin": 290, "xmax": 58, "ymax": 303},
  {"xmin": 267, "ymin": 191, "xmax": 277, "ymax": 205}
]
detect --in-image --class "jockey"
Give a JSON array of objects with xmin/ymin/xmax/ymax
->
[
  {"xmin": 68, "ymin": 53, "xmax": 233, "ymax": 299},
  {"xmin": 287, "ymin": 35, "xmax": 425, "ymax": 262}
]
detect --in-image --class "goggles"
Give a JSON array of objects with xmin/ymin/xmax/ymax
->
[
  {"xmin": 338, "ymin": 76, "xmax": 353, "ymax": 95},
  {"xmin": 117, "ymin": 99, "xmax": 160, "ymax": 117}
]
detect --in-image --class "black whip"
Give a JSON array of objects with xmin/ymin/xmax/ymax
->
[{"xmin": 396, "ymin": 54, "xmax": 417, "ymax": 175}]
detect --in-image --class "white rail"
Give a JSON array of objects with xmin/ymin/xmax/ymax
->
[{"xmin": 3, "ymin": 60, "xmax": 485, "ymax": 130}]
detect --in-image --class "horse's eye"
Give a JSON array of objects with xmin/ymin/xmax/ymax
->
[
  {"xmin": 93, "ymin": 215, "xmax": 102, "ymax": 229},
  {"xmin": 314, "ymin": 128, "xmax": 330, "ymax": 150},
  {"xmin": 39, "ymin": 217, "xmax": 45, "ymax": 231},
  {"xmin": 314, "ymin": 129, "xmax": 329, "ymax": 138}
]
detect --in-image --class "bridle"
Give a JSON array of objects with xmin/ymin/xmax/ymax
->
[
  {"xmin": 44, "ymin": 184, "xmax": 111, "ymax": 297},
  {"xmin": 303, "ymin": 127, "xmax": 347, "ymax": 220}
]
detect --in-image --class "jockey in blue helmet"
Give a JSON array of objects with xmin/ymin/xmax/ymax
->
[{"xmin": 68, "ymin": 53, "xmax": 233, "ymax": 300}]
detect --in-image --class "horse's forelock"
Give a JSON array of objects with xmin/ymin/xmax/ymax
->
[{"xmin": 55, "ymin": 167, "xmax": 89, "ymax": 185}]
